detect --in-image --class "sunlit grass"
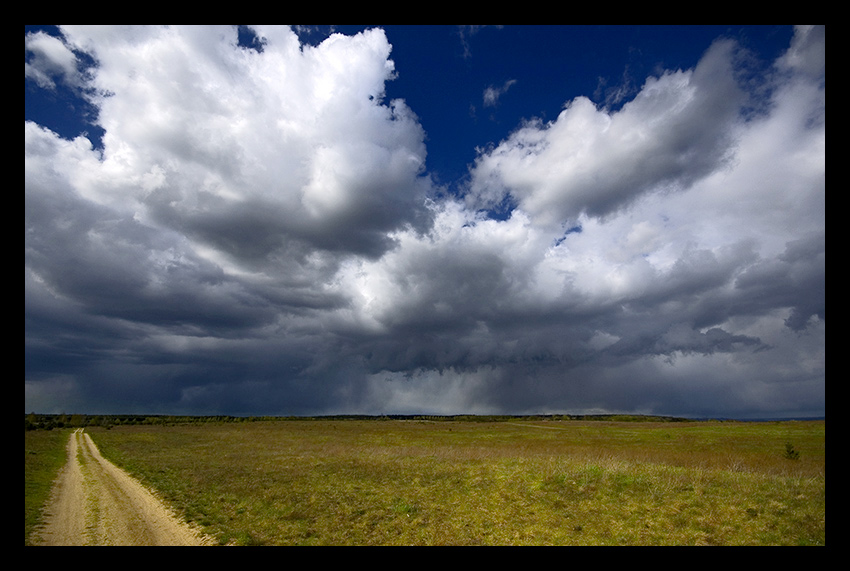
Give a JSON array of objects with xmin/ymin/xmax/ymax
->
[
  {"xmin": 87, "ymin": 419, "xmax": 824, "ymax": 545},
  {"xmin": 24, "ymin": 428, "xmax": 71, "ymax": 545}
]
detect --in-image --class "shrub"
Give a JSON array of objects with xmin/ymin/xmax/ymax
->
[{"xmin": 784, "ymin": 443, "xmax": 800, "ymax": 460}]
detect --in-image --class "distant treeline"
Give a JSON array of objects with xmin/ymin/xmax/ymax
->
[
  {"xmin": 25, "ymin": 413, "xmax": 261, "ymax": 431},
  {"xmin": 25, "ymin": 412, "xmax": 697, "ymax": 431},
  {"xmin": 311, "ymin": 414, "xmax": 696, "ymax": 423}
]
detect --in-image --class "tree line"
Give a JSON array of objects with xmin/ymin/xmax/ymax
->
[
  {"xmin": 24, "ymin": 413, "xmax": 260, "ymax": 431},
  {"xmin": 25, "ymin": 412, "xmax": 695, "ymax": 431}
]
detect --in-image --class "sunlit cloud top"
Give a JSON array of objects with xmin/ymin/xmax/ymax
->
[{"xmin": 25, "ymin": 25, "xmax": 824, "ymax": 418}]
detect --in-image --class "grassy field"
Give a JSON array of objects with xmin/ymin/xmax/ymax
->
[
  {"xmin": 61, "ymin": 419, "xmax": 824, "ymax": 546},
  {"xmin": 24, "ymin": 428, "xmax": 71, "ymax": 545}
]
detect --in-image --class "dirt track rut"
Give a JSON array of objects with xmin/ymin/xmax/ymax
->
[{"xmin": 33, "ymin": 428, "xmax": 211, "ymax": 546}]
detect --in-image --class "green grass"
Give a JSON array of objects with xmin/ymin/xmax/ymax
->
[
  {"xmin": 79, "ymin": 420, "xmax": 823, "ymax": 545},
  {"xmin": 25, "ymin": 428, "xmax": 71, "ymax": 545}
]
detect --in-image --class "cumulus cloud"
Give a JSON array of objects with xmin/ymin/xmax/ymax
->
[
  {"xmin": 59, "ymin": 25, "xmax": 431, "ymax": 261},
  {"xmin": 465, "ymin": 39, "xmax": 751, "ymax": 227},
  {"xmin": 25, "ymin": 26, "xmax": 824, "ymax": 418},
  {"xmin": 25, "ymin": 30, "xmax": 84, "ymax": 89},
  {"xmin": 26, "ymin": 25, "xmax": 433, "ymax": 412},
  {"xmin": 333, "ymin": 26, "xmax": 824, "ymax": 416}
]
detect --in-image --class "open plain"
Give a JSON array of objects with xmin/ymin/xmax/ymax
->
[{"xmin": 27, "ymin": 418, "xmax": 824, "ymax": 546}]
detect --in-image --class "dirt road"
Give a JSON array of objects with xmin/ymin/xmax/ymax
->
[{"xmin": 33, "ymin": 428, "xmax": 211, "ymax": 546}]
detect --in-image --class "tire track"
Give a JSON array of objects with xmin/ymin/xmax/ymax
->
[{"xmin": 33, "ymin": 429, "xmax": 211, "ymax": 546}]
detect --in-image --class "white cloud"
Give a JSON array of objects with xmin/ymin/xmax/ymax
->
[
  {"xmin": 329, "ymin": 27, "xmax": 823, "ymax": 415},
  {"xmin": 53, "ymin": 25, "xmax": 432, "ymax": 266},
  {"xmin": 466, "ymin": 39, "xmax": 746, "ymax": 228},
  {"xmin": 483, "ymin": 79, "xmax": 517, "ymax": 107},
  {"xmin": 25, "ymin": 26, "xmax": 824, "ymax": 417},
  {"xmin": 25, "ymin": 30, "xmax": 82, "ymax": 89},
  {"xmin": 776, "ymin": 25, "xmax": 825, "ymax": 78}
]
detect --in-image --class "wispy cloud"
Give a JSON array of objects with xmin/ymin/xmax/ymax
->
[
  {"xmin": 483, "ymin": 79, "xmax": 517, "ymax": 108},
  {"xmin": 457, "ymin": 25, "xmax": 502, "ymax": 59}
]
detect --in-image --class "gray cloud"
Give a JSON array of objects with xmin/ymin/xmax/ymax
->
[{"xmin": 25, "ymin": 26, "xmax": 824, "ymax": 418}]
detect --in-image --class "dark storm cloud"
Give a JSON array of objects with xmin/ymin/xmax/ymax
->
[
  {"xmin": 25, "ymin": 26, "xmax": 824, "ymax": 418},
  {"xmin": 730, "ymin": 232, "xmax": 825, "ymax": 332}
]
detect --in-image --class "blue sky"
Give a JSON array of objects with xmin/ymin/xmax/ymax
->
[
  {"xmin": 374, "ymin": 26, "xmax": 796, "ymax": 189},
  {"xmin": 25, "ymin": 26, "xmax": 824, "ymax": 418}
]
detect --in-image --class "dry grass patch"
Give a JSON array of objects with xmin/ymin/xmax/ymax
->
[{"xmin": 87, "ymin": 419, "xmax": 824, "ymax": 545}]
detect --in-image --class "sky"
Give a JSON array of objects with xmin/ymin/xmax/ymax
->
[{"xmin": 25, "ymin": 25, "xmax": 825, "ymax": 419}]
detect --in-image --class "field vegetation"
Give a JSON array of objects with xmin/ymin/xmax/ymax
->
[
  {"xmin": 24, "ymin": 428, "xmax": 71, "ymax": 545},
  {"xmin": 61, "ymin": 417, "xmax": 825, "ymax": 546}
]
